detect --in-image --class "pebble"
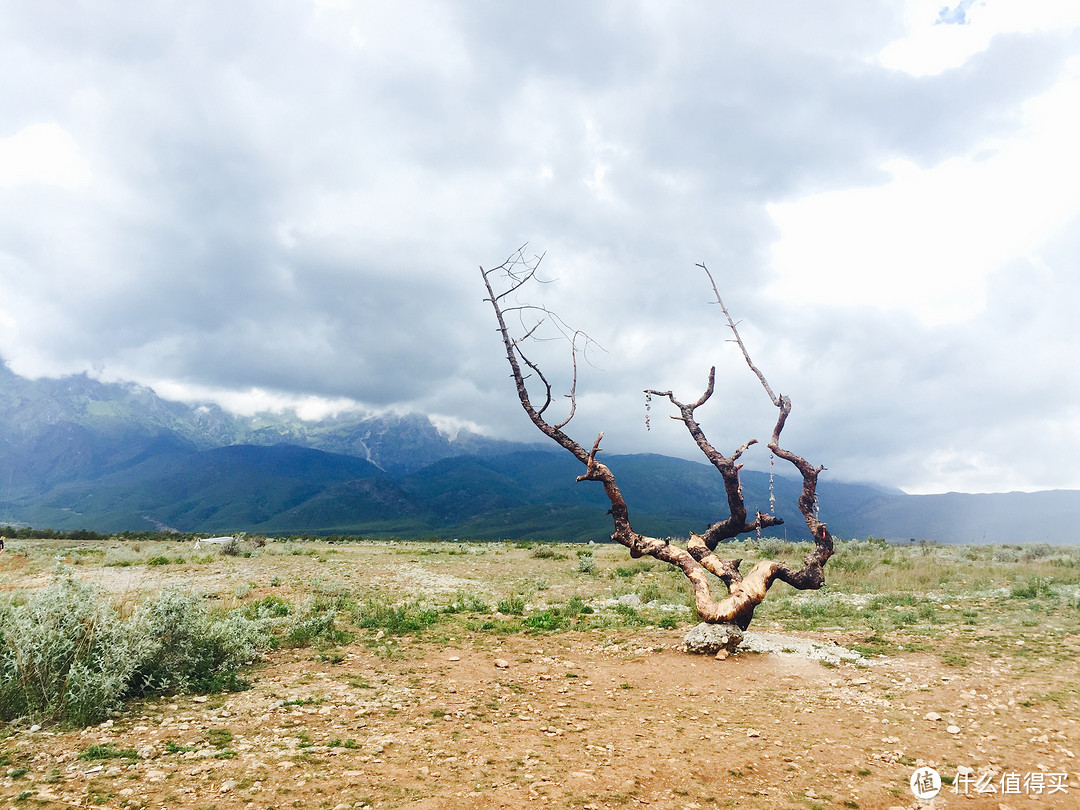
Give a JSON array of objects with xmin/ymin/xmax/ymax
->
[
  {"xmin": 494, "ymin": 658, "xmax": 510, "ymax": 669},
  {"xmin": 925, "ymin": 712, "xmax": 943, "ymax": 721},
  {"xmin": 947, "ymin": 725, "xmax": 961, "ymax": 734}
]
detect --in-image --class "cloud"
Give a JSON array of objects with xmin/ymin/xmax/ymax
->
[
  {"xmin": 0, "ymin": 123, "xmax": 91, "ymax": 189},
  {"xmin": 765, "ymin": 54, "xmax": 1080, "ymax": 326},
  {"xmin": 0, "ymin": 1, "xmax": 1078, "ymax": 493}
]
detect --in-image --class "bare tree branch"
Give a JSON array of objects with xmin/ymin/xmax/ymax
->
[
  {"xmin": 696, "ymin": 262, "xmax": 835, "ymax": 594},
  {"xmin": 697, "ymin": 262, "xmax": 780, "ymax": 407},
  {"xmin": 480, "ymin": 249, "xmax": 834, "ymax": 632},
  {"xmin": 643, "ymin": 371, "xmax": 782, "ymax": 550}
]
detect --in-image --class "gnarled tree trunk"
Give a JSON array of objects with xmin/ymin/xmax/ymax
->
[{"xmin": 481, "ymin": 247, "xmax": 832, "ymax": 631}]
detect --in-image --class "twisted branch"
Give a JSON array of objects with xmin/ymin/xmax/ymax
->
[{"xmin": 480, "ymin": 248, "xmax": 834, "ymax": 631}]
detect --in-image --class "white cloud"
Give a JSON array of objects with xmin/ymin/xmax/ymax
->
[
  {"xmin": 0, "ymin": 123, "xmax": 91, "ymax": 189},
  {"xmin": 880, "ymin": 0, "xmax": 1080, "ymax": 76},
  {"xmin": 146, "ymin": 377, "xmax": 369, "ymax": 421},
  {"xmin": 765, "ymin": 56, "xmax": 1080, "ymax": 325}
]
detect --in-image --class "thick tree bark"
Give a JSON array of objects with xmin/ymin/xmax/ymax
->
[{"xmin": 481, "ymin": 249, "xmax": 833, "ymax": 631}]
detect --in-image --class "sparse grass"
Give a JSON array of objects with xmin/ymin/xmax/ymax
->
[
  {"xmin": 443, "ymin": 591, "xmax": 490, "ymax": 614},
  {"xmin": 204, "ymin": 728, "xmax": 233, "ymax": 748},
  {"xmin": 353, "ymin": 599, "xmax": 440, "ymax": 635},
  {"xmin": 496, "ymin": 595, "xmax": 526, "ymax": 615},
  {"xmin": 4, "ymin": 536, "xmax": 1079, "ymax": 732},
  {"xmin": 78, "ymin": 744, "xmax": 140, "ymax": 761}
]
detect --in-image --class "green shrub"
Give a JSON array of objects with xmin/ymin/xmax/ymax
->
[
  {"xmin": 612, "ymin": 603, "xmax": 646, "ymax": 625},
  {"xmin": 0, "ymin": 577, "xmax": 270, "ymax": 727},
  {"xmin": 497, "ymin": 595, "xmax": 526, "ymax": 615},
  {"xmin": 205, "ymin": 728, "xmax": 233, "ymax": 748},
  {"xmin": 443, "ymin": 591, "xmax": 490, "ymax": 614},
  {"xmin": 284, "ymin": 610, "xmax": 353, "ymax": 647},
  {"xmin": 563, "ymin": 595, "xmax": 587, "ymax": 617},
  {"xmin": 78, "ymin": 744, "xmax": 139, "ymax": 761},
  {"xmin": 754, "ymin": 537, "xmax": 790, "ymax": 559},
  {"xmin": 523, "ymin": 610, "xmax": 567, "ymax": 631},
  {"xmin": 1011, "ymin": 577, "xmax": 1055, "ymax": 599},
  {"xmin": 576, "ymin": 549, "xmax": 596, "ymax": 574},
  {"xmin": 353, "ymin": 599, "xmax": 439, "ymax": 635},
  {"xmin": 242, "ymin": 594, "xmax": 293, "ymax": 619},
  {"xmin": 0, "ymin": 576, "xmax": 142, "ymax": 726},
  {"xmin": 129, "ymin": 589, "xmax": 267, "ymax": 696},
  {"xmin": 1021, "ymin": 543, "xmax": 1054, "ymax": 561},
  {"xmin": 147, "ymin": 556, "xmax": 171, "ymax": 566}
]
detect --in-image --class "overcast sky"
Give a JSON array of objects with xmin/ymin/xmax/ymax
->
[{"xmin": 1, "ymin": 1, "xmax": 1078, "ymax": 495}]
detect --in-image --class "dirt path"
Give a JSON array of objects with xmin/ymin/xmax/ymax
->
[{"xmin": 4, "ymin": 628, "xmax": 1078, "ymax": 810}]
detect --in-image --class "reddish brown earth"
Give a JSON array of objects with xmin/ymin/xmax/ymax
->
[{"xmin": 4, "ymin": 628, "xmax": 1078, "ymax": 810}]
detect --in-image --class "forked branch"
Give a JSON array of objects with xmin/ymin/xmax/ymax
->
[
  {"xmin": 696, "ymin": 262, "xmax": 834, "ymax": 590},
  {"xmin": 480, "ymin": 249, "xmax": 834, "ymax": 631}
]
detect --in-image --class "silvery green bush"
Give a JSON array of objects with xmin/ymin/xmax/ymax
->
[
  {"xmin": 0, "ymin": 575, "xmax": 271, "ymax": 727},
  {"xmin": 0, "ymin": 576, "xmax": 141, "ymax": 726},
  {"xmin": 128, "ymin": 588, "xmax": 268, "ymax": 696}
]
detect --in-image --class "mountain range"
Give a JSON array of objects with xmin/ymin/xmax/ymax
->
[{"xmin": 1, "ymin": 362, "xmax": 1077, "ymax": 544}]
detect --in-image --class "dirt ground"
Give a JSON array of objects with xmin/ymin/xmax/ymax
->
[
  {"xmin": 2, "ymin": 541, "xmax": 1079, "ymax": 809},
  {"xmin": 3, "ymin": 629, "xmax": 1078, "ymax": 810}
]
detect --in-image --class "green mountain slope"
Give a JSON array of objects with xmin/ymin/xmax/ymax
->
[{"xmin": 2, "ymin": 361, "xmax": 1078, "ymax": 542}]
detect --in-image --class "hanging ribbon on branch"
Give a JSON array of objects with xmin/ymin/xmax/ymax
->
[
  {"xmin": 769, "ymin": 451, "xmax": 776, "ymax": 515},
  {"xmin": 758, "ymin": 452, "xmax": 776, "ymax": 539}
]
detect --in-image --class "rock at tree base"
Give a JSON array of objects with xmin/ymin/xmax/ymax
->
[{"xmin": 684, "ymin": 623, "xmax": 743, "ymax": 655}]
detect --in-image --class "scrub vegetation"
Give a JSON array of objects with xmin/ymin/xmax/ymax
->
[{"xmin": 1, "ymin": 535, "xmax": 1078, "ymax": 808}]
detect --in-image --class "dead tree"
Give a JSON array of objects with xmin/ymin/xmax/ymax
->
[{"xmin": 480, "ymin": 246, "xmax": 833, "ymax": 630}]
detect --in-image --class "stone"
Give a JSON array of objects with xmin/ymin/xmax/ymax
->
[
  {"xmin": 925, "ymin": 712, "xmax": 943, "ymax": 722},
  {"xmin": 684, "ymin": 623, "xmax": 743, "ymax": 655},
  {"xmin": 947, "ymin": 725, "xmax": 961, "ymax": 734},
  {"xmin": 494, "ymin": 658, "xmax": 510, "ymax": 669}
]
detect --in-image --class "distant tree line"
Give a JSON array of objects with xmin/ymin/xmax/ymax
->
[
  {"xmin": 1, "ymin": 526, "xmax": 111, "ymax": 541},
  {"xmin": 0, "ymin": 526, "xmax": 453, "ymax": 544}
]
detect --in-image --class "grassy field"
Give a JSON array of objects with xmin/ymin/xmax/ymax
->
[{"xmin": 2, "ymin": 536, "xmax": 1079, "ymax": 809}]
